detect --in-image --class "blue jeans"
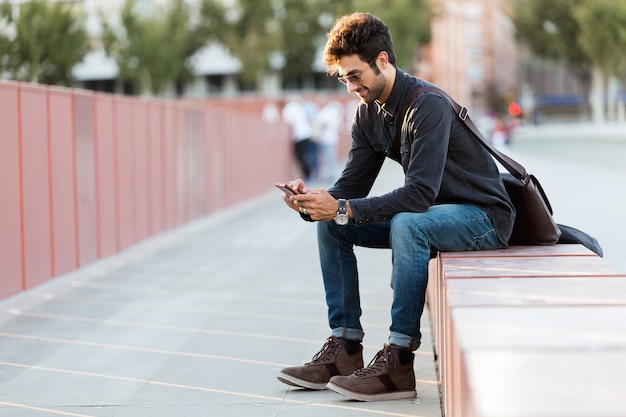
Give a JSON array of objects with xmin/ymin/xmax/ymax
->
[{"xmin": 317, "ymin": 204, "xmax": 502, "ymax": 351}]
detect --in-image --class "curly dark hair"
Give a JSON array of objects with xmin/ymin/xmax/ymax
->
[{"xmin": 322, "ymin": 12, "xmax": 397, "ymax": 75}]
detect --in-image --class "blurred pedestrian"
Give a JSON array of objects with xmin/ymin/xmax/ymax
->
[
  {"xmin": 280, "ymin": 97, "xmax": 316, "ymax": 181},
  {"xmin": 303, "ymin": 98, "xmax": 321, "ymax": 180},
  {"xmin": 491, "ymin": 116, "xmax": 509, "ymax": 151},
  {"xmin": 262, "ymin": 101, "xmax": 280, "ymax": 123},
  {"xmin": 314, "ymin": 99, "xmax": 344, "ymax": 181}
]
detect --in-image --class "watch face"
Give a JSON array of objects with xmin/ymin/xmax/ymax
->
[{"xmin": 335, "ymin": 213, "xmax": 349, "ymax": 225}]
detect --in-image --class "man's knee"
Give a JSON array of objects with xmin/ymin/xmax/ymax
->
[
  {"xmin": 390, "ymin": 212, "xmax": 429, "ymax": 246},
  {"xmin": 390, "ymin": 212, "xmax": 430, "ymax": 233},
  {"xmin": 317, "ymin": 220, "xmax": 334, "ymax": 234},
  {"xmin": 317, "ymin": 220, "xmax": 342, "ymax": 243},
  {"xmin": 390, "ymin": 212, "xmax": 413, "ymax": 229}
]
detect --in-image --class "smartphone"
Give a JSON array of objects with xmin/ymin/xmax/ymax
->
[{"xmin": 275, "ymin": 183, "xmax": 298, "ymax": 196}]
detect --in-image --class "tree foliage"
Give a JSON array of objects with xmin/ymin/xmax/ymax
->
[
  {"xmin": 216, "ymin": 0, "xmax": 433, "ymax": 83},
  {"xmin": 512, "ymin": 0, "xmax": 626, "ymax": 81},
  {"xmin": 278, "ymin": 0, "xmax": 326, "ymax": 77},
  {"xmin": 574, "ymin": 0, "xmax": 626, "ymax": 78},
  {"xmin": 512, "ymin": 0, "xmax": 626, "ymax": 120},
  {"xmin": 214, "ymin": 0, "xmax": 278, "ymax": 83},
  {"xmin": 355, "ymin": 0, "xmax": 433, "ymax": 71},
  {"xmin": 0, "ymin": 0, "xmax": 90, "ymax": 85},
  {"xmin": 0, "ymin": 0, "xmax": 434, "ymax": 92},
  {"xmin": 512, "ymin": 0, "xmax": 589, "ymax": 70},
  {"xmin": 101, "ymin": 0, "xmax": 221, "ymax": 95}
]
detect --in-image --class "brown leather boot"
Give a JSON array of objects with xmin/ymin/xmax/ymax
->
[
  {"xmin": 277, "ymin": 336, "xmax": 364, "ymax": 390},
  {"xmin": 327, "ymin": 344, "xmax": 416, "ymax": 401}
]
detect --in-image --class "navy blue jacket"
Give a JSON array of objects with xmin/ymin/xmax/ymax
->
[{"xmin": 328, "ymin": 68, "xmax": 515, "ymax": 244}]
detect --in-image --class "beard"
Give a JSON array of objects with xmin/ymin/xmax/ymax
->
[{"xmin": 357, "ymin": 71, "xmax": 387, "ymax": 104}]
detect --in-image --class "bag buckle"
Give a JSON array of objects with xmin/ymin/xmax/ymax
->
[{"xmin": 458, "ymin": 106, "xmax": 468, "ymax": 121}]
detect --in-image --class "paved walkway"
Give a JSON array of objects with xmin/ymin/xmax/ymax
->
[
  {"xmin": 2, "ymin": 121, "xmax": 623, "ymax": 417},
  {"xmin": 0, "ymin": 162, "xmax": 441, "ymax": 417}
]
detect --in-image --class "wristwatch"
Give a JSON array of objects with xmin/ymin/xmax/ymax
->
[{"xmin": 334, "ymin": 199, "xmax": 349, "ymax": 226}]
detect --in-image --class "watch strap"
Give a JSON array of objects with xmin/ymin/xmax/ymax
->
[{"xmin": 338, "ymin": 199, "xmax": 347, "ymax": 214}]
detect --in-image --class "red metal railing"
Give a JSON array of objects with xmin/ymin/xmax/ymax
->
[{"xmin": 0, "ymin": 81, "xmax": 291, "ymax": 300}]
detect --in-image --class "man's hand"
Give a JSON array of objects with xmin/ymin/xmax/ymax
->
[
  {"xmin": 290, "ymin": 189, "xmax": 344, "ymax": 222},
  {"xmin": 279, "ymin": 179, "xmax": 353, "ymax": 222},
  {"xmin": 279, "ymin": 179, "xmax": 309, "ymax": 214}
]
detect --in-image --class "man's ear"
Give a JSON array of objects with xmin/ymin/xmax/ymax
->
[{"xmin": 378, "ymin": 51, "xmax": 391, "ymax": 68}]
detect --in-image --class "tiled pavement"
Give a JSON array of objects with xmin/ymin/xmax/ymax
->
[
  {"xmin": 0, "ymin": 162, "xmax": 442, "ymax": 417},
  {"xmin": 2, "ymin": 122, "xmax": 624, "ymax": 417}
]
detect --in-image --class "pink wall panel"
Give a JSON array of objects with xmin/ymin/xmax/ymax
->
[
  {"xmin": 233, "ymin": 112, "xmax": 245, "ymax": 203},
  {"xmin": 176, "ymin": 112, "xmax": 187, "ymax": 223},
  {"xmin": 93, "ymin": 94, "xmax": 118, "ymax": 257},
  {"xmin": 115, "ymin": 98, "xmax": 135, "ymax": 250},
  {"xmin": 258, "ymin": 119, "xmax": 269, "ymax": 190},
  {"xmin": 19, "ymin": 84, "xmax": 52, "ymax": 289},
  {"xmin": 203, "ymin": 110, "xmax": 217, "ymax": 215},
  {"xmin": 132, "ymin": 104, "xmax": 149, "ymax": 242},
  {"xmin": 74, "ymin": 92, "xmax": 98, "ymax": 267},
  {"xmin": 187, "ymin": 110, "xmax": 206, "ymax": 220},
  {"xmin": 245, "ymin": 114, "xmax": 260, "ymax": 193},
  {"xmin": 256, "ymin": 118, "xmax": 271, "ymax": 190},
  {"xmin": 246, "ymin": 119, "xmax": 256, "ymax": 192},
  {"xmin": 176, "ymin": 108, "xmax": 190, "ymax": 223},
  {"xmin": 217, "ymin": 110, "xmax": 230, "ymax": 207},
  {"xmin": 147, "ymin": 103, "xmax": 163, "ymax": 235},
  {"xmin": 48, "ymin": 88, "xmax": 78, "ymax": 275},
  {"xmin": 173, "ymin": 107, "xmax": 186, "ymax": 226},
  {"xmin": 162, "ymin": 104, "xmax": 178, "ymax": 230},
  {"xmin": 1, "ymin": 81, "xmax": 295, "ymax": 302},
  {"xmin": 0, "ymin": 83, "xmax": 24, "ymax": 298},
  {"xmin": 224, "ymin": 111, "xmax": 238, "ymax": 207}
]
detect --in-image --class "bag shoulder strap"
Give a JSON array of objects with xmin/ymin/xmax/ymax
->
[{"xmin": 397, "ymin": 85, "xmax": 528, "ymax": 182}]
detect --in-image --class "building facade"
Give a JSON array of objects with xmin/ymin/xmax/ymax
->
[{"xmin": 424, "ymin": 0, "xmax": 519, "ymax": 115}]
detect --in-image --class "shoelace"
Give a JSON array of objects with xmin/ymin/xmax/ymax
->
[
  {"xmin": 353, "ymin": 345, "xmax": 394, "ymax": 377},
  {"xmin": 306, "ymin": 338, "xmax": 341, "ymax": 365}
]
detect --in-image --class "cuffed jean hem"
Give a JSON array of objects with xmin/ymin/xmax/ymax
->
[
  {"xmin": 389, "ymin": 331, "xmax": 421, "ymax": 351},
  {"xmin": 331, "ymin": 327, "xmax": 365, "ymax": 343}
]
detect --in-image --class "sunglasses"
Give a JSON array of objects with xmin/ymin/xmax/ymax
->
[{"xmin": 337, "ymin": 57, "xmax": 378, "ymax": 85}]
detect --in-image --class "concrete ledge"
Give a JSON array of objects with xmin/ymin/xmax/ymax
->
[{"xmin": 427, "ymin": 244, "xmax": 626, "ymax": 417}]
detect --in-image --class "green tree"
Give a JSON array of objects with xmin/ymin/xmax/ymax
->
[
  {"xmin": 0, "ymin": 0, "xmax": 90, "ymax": 85},
  {"xmin": 279, "ymin": 0, "xmax": 326, "ymax": 78},
  {"xmin": 357, "ymin": 0, "xmax": 433, "ymax": 71},
  {"xmin": 215, "ymin": 0, "xmax": 278, "ymax": 84},
  {"xmin": 101, "ymin": 0, "xmax": 222, "ymax": 95},
  {"xmin": 513, "ymin": 0, "xmax": 626, "ymax": 121},
  {"xmin": 574, "ymin": 0, "xmax": 626, "ymax": 80},
  {"xmin": 512, "ymin": 0, "xmax": 588, "ymax": 66},
  {"xmin": 574, "ymin": 0, "xmax": 626, "ymax": 121},
  {"xmin": 216, "ymin": 0, "xmax": 433, "ymax": 88},
  {"xmin": 301, "ymin": 0, "xmax": 433, "ymax": 73},
  {"xmin": 512, "ymin": 0, "xmax": 592, "ymax": 116}
]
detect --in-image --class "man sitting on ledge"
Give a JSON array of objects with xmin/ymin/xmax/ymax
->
[{"xmin": 277, "ymin": 12, "xmax": 514, "ymax": 402}]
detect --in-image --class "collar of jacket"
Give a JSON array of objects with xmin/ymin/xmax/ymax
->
[{"xmin": 374, "ymin": 68, "xmax": 409, "ymax": 124}]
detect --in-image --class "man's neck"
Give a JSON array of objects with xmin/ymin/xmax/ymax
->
[{"xmin": 377, "ymin": 66, "xmax": 397, "ymax": 103}]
